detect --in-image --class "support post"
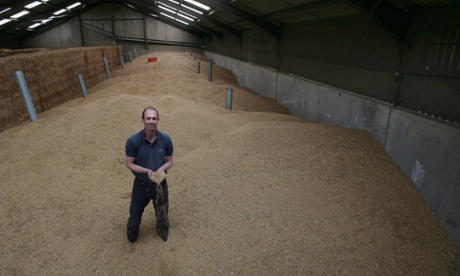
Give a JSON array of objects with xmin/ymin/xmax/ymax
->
[
  {"xmin": 196, "ymin": 61, "xmax": 200, "ymax": 73},
  {"xmin": 103, "ymin": 57, "xmax": 111, "ymax": 79},
  {"xmin": 226, "ymin": 87, "xmax": 233, "ymax": 110},
  {"xmin": 14, "ymin": 70, "xmax": 38, "ymax": 122},
  {"xmin": 129, "ymin": 51, "xmax": 132, "ymax": 62},
  {"xmin": 120, "ymin": 55, "xmax": 125, "ymax": 69},
  {"xmin": 78, "ymin": 74, "xmax": 88, "ymax": 97}
]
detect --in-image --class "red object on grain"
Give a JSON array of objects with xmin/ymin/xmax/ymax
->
[{"xmin": 148, "ymin": 57, "xmax": 157, "ymax": 62}]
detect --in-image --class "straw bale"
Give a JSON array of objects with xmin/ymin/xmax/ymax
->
[
  {"xmin": 82, "ymin": 47, "xmax": 107, "ymax": 87},
  {"xmin": 0, "ymin": 56, "xmax": 33, "ymax": 128},
  {"xmin": 34, "ymin": 50, "xmax": 80, "ymax": 110},
  {"xmin": 0, "ymin": 46, "xmax": 122, "ymax": 132},
  {"xmin": 0, "ymin": 48, "xmax": 49, "ymax": 57}
]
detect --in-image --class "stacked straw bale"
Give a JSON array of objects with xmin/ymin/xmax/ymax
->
[
  {"xmin": 0, "ymin": 48, "xmax": 49, "ymax": 57},
  {"xmin": 0, "ymin": 46, "xmax": 121, "ymax": 132}
]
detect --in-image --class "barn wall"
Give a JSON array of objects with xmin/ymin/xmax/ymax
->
[
  {"xmin": 22, "ymin": 22, "xmax": 84, "ymax": 48},
  {"xmin": 206, "ymin": 15, "xmax": 399, "ymax": 102},
  {"xmin": 22, "ymin": 3, "xmax": 203, "ymax": 50},
  {"xmin": 0, "ymin": 37, "xmax": 21, "ymax": 50},
  {"xmin": 205, "ymin": 51, "xmax": 460, "ymax": 246},
  {"xmin": 205, "ymin": 7, "xmax": 460, "ymax": 123},
  {"xmin": 399, "ymin": 8, "xmax": 460, "ymax": 122},
  {"xmin": 221, "ymin": 32, "xmax": 241, "ymax": 60},
  {"xmin": 116, "ymin": 40, "xmax": 203, "ymax": 63}
]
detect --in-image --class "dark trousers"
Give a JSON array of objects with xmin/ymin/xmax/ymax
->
[{"xmin": 127, "ymin": 178, "xmax": 169, "ymax": 242}]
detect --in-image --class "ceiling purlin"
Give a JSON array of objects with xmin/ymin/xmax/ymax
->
[
  {"xmin": 119, "ymin": 0, "xmax": 213, "ymax": 38},
  {"xmin": 156, "ymin": 0, "xmax": 241, "ymax": 39},
  {"xmin": 197, "ymin": 0, "xmax": 282, "ymax": 40}
]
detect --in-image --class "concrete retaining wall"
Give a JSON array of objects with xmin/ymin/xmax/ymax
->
[{"xmin": 205, "ymin": 51, "xmax": 460, "ymax": 246}]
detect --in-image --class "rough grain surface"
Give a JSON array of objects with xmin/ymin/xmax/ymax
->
[{"xmin": 0, "ymin": 52, "xmax": 459, "ymax": 275}]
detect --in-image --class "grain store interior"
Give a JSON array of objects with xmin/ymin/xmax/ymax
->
[{"xmin": 1, "ymin": 0, "xmax": 460, "ymax": 275}]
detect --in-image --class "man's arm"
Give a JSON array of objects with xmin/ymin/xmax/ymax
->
[
  {"xmin": 158, "ymin": 156, "xmax": 173, "ymax": 175},
  {"xmin": 126, "ymin": 156, "xmax": 151, "ymax": 175},
  {"xmin": 125, "ymin": 155, "xmax": 173, "ymax": 176}
]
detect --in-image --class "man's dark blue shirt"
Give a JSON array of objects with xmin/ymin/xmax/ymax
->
[{"xmin": 125, "ymin": 129, "xmax": 174, "ymax": 183}]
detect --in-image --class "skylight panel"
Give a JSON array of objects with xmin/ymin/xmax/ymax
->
[
  {"xmin": 183, "ymin": 0, "xmax": 210, "ymax": 11},
  {"xmin": 159, "ymin": 3, "xmax": 176, "ymax": 11},
  {"xmin": 53, "ymin": 8, "xmax": 67, "ymax": 15},
  {"xmin": 161, "ymin": 12, "xmax": 175, "ymax": 20},
  {"xmin": 175, "ymin": 18, "xmax": 189, "ymax": 25},
  {"xmin": 0, "ymin": 19, "xmax": 12, "ymax": 26},
  {"xmin": 42, "ymin": 17, "xmax": 53, "ymax": 24},
  {"xmin": 159, "ymin": 12, "xmax": 190, "ymax": 26},
  {"xmin": 158, "ymin": 5, "xmax": 176, "ymax": 14},
  {"xmin": 177, "ymin": 13, "xmax": 194, "ymax": 21},
  {"xmin": 182, "ymin": 4, "xmax": 203, "ymax": 14},
  {"xmin": 11, "ymin": 10, "xmax": 30, "ymax": 19},
  {"xmin": 179, "ymin": 10, "xmax": 196, "ymax": 19},
  {"xmin": 168, "ymin": 0, "xmax": 180, "ymax": 4},
  {"xmin": 25, "ymin": 1, "xmax": 43, "ymax": 9},
  {"xmin": 29, "ymin": 22, "xmax": 41, "ymax": 28},
  {"xmin": 67, "ymin": 2, "xmax": 82, "ymax": 10},
  {"xmin": 0, "ymin": 8, "xmax": 11, "ymax": 15}
]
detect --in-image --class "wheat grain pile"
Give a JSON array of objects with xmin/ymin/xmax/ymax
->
[{"xmin": 0, "ymin": 51, "xmax": 458, "ymax": 275}]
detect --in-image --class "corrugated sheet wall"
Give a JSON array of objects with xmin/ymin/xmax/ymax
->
[
  {"xmin": 22, "ymin": 2, "xmax": 203, "ymax": 49},
  {"xmin": 205, "ymin": 8, "xmax": 460, "ymax": 123},
  {"xmin": 145, "ymin": 17, "xmax": 202, "ymax": 44},
  {"xmin": 400, "ymin": 8, "xmax": 460, "ymax": 121},
  {"xmin": 23, "ymin": 23, "xmax": 82, "ymax": 48}
]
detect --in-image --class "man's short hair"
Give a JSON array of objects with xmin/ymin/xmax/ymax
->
[{"xmin": 142, "ymin": 106, "xmax": 159, "ymax": 119}]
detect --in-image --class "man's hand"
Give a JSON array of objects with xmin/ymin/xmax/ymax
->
[{"xmin": 148, "ymin": 170, "xmax": 166, "ymax": 184}]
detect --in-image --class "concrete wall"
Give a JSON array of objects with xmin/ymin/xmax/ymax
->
[
  {"xmin": 205, "ymin": 51, "xmax": 460, "ymax": 246},
  {"xmin": 386, "ymin": 109, "xmax": 460, "ymax": 241}
]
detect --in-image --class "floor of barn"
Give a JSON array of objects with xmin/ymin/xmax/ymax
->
[{"xmin": 0, "ymin": 51, "xmax": 458, "ymax": 275}]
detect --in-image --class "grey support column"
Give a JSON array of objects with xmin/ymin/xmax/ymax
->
[{"xmin": 14, "ymin": 70, "xmax": 38, "ymax": 122}]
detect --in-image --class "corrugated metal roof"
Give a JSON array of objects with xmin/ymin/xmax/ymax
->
[{"xmin": 0, "ymin": 0, "xmax": 459, "ymax": 41}]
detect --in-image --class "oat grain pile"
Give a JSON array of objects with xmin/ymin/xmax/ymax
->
[{"xmin": 0, "ymin": 52, "xmax": 459, "ymax": 275}]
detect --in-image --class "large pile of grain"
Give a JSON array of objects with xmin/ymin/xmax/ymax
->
[{"xmin": 0, "ymin": 51, "xmax": 458, "ymax": 275}]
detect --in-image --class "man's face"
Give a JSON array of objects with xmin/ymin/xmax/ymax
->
[{"xmin": 142, "ymin": 109, "xmax": 159, "ymax": 131}]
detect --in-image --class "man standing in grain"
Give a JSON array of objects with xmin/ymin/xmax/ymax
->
[{"xmin": 125, "ymin": 106, "xmax": 174, "ymax": 243}]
